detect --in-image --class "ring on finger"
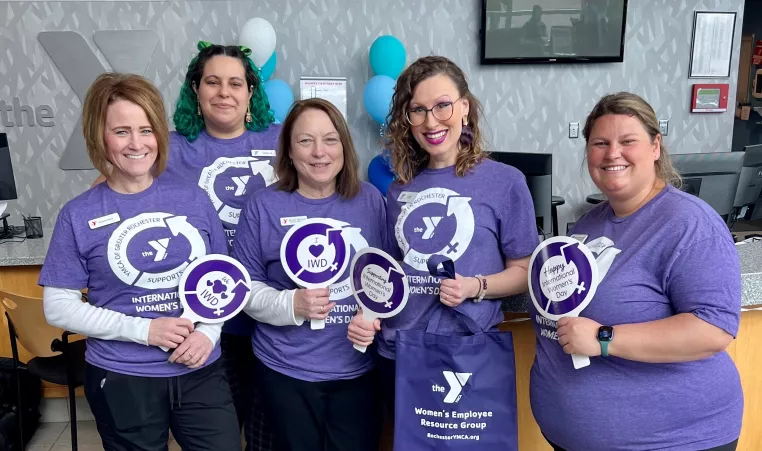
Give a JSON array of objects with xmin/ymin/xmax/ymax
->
[{"xmin": 320, "ymin": 305, "xmax": 324, "ymax": 313}]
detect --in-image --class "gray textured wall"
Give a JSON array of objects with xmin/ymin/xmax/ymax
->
[{"xmin": 0, "ymin": 0, "xmax": 745, "ymax": 230}]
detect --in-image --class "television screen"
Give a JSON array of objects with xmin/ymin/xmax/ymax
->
[{"xmin": 480, "ymin": 0, "xmax": 628, "ymax": 64}]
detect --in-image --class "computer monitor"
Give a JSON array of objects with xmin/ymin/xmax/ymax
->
[
  {"xmin": 0, "ymin": 133, "xmax": 17, "ymax": 202},
  {"xmin": 0, "ymin": 132, "xmax": 18, "ymax": 239},
  {"xmin": 735, "ymin": 145, "xmax": 762, "ymax": 208},
  {"xmin": 670, "ymin": 151, "xmax": 744, "ymax": 221},
  {"xmin": 489, "ymin": 151, "xmax": 552, "ymax": 237}
]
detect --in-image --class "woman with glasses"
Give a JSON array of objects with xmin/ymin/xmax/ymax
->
[{"xmin": 347, "ymin": 55, "xmax": 539, "ymax": 416}]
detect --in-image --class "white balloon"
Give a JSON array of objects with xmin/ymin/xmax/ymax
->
[{"xmin": 239, "ymin": 18, "xmax": 276, "ymax": 68}]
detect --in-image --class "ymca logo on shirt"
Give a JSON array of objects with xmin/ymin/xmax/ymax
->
[
  {"xmin": 395, "ymin": 188, "xmax": 475, "ymax": 272},
  {"xmin": 198, "ymin": 156, "xmax": 276, "ymax": 226},
  {"xmin": 107, "ymin": 212, "xmax": 207, "ymax": 290}
]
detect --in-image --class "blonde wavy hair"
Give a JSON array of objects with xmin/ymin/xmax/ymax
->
[{"xmin": 385, "ymin": 56, "xmax": 486, "ymax": 184}]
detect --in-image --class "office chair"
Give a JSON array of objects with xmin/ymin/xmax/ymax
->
[{"xmin": 0, "ymin": 290, "xmax": 86, "ymax": 451}]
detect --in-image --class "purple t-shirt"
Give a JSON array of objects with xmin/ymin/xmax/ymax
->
[
  {"xmin": 378, "ymin": 159, "xmax": 539, "ymax": 359},
  {"xmin": 530, "ymin": 185, "xmax": 743, "ymax": 451},
  {"xmin": 232, "ymin": 182, "xmax": 390, "ymax": 382},
  {"xmin": 38, "ymin": 177, "xmax": 228, "ymax": 377},
  {"xmin": 164, "ymin": 126, "xmax": 281, "ymax": 335}
]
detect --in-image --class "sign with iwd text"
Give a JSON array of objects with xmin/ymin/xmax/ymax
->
[
  {"xmin": 349, "ymin": 247, "xmax": 408, "ymax": 352},
  {"xmin": 528, "ymin": 236, "xmax": 599, "ymax": 369},
  {"xmin": 159, "ymin": 254, "xmax": 251, "ymax": 351},
  {"xmin": 280, "ymin": 218, "xmax": 351, "ymax": 330}
]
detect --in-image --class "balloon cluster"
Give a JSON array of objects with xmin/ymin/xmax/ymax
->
[
  {"xmin": 240, "ymin": 18, "xmax": 293, "ymax": 123},
  {"xmin": 363, "ymin": 35, "xmax": 406, "ymax": 196}
]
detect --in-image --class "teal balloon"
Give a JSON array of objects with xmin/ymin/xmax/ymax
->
[
  {"xmin": 369, "ymin": 35, "xmax": 406, "ymax": 78},
  {"xmin": 263, "ymin": 79, "xmax": 294, "ymax": 123},
  {"xmin": 259, "ymin": 51, "xmax": 276, "ymax": 81},
  {"xmin": 363, "ymin": 75, "xmax": 396, "ymax": 124}
]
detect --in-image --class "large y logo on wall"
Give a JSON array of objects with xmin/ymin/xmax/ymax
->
[{"xmin": 37, "ymin": 30, "xmax": 159, "ymax": 170}]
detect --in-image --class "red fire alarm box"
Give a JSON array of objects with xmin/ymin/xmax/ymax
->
[{"xmin": 691, "ymin": 84, "xmax": 729, "ymax": 113}]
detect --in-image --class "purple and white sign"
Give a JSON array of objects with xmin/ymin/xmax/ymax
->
[
  {"xmin": 528, "ymin": 236, "xmax": 599, "ymax": 369},
  {"xmin": 349, "ymin": 247, "xmax": 409, "ymax": 352},
  {"xmin": 159, "ymin": 254, "xmax": 251, "ymax": 351},
  {"xmin": 280, "ymin": 218, "xmax": 351, "ymax": 329}
]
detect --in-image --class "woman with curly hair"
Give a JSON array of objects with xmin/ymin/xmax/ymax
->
[
  {"xmin": 164, "ymin": 41, "xmax": 281, "ymax": 451},
  {"xmin": 347, "ymin": 55, "xmax": 539, "ymax": 415}
]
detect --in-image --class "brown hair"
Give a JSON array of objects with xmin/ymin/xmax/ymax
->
[
  {"xmin": 386, "ymin": 56, "xmax": 486, "ymax": 184},
  {"xmin": 275, "ymin": 98, "xmax": 361, "ymax": 198},
  {"xmin": 583, "ymin": 92, "xmax": 681, "ymax": 187},
  {"xmin": 82, "ymin": 73, "xmax": 169, "ymax": 178}
]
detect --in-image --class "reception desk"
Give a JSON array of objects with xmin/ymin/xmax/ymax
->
[{"xmin": 2, "ymin": 232, "xmax": 762, "ymax": 449}]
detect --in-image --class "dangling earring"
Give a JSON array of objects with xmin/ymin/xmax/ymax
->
[
  {"xmin": 460, "ymin": 116, "xmax": 474, "ymax": 147},
  {"xmin": 196, "ymin": 100, "xmax": 202, "ymax": 116},
  {"xmin": 245, "ymin": 103, "xmax": 252, "ymax": 123}
]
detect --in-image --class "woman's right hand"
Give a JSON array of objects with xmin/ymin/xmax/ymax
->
[
  {"xmin": 293, "ymin": 288, "xmax": 334, "ymax": 320},
  {"xmin": 347, "ymin": 309, "xmax": 381, "ymax": 347},
  {"xmin": 147, "ymin": 317, "xmax": 194, "ymax": 349}
]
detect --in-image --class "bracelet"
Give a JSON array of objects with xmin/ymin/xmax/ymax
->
[{"xmin": 473, "ymin": 275, "xmax": 487, "ymax": 303}]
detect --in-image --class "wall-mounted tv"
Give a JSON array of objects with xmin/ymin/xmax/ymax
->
[{"xmin": 480, "ymin": 0, "xmax": 628, "ymax": 65}]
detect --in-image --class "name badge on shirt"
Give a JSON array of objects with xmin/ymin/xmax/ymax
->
[
  {"xmin": 280, "ymin": 216, "xmax": 307, "ymax": 227},
  {"xmin": 88, "ymin": 213, "xmax": 120, "ymax": 230},
  {"xmin": 397, "ymin": 191, "xmax": 418, "ymax": 203},
  {"xmin": 251, "ymin": 149, "xmax": 276, "ymax": 157}
]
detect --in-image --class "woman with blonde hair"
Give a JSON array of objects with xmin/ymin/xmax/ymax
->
[
  {"xmin": 40, "ymin": 73, "xmax": 240, "ymax": 450},
  {"xmin": 530, "ymin": 92, "xmax": 742, "ymax": 451},
  {"xmin": 348, "ymin": 55, "xmax": 539, "ymax": 416}
]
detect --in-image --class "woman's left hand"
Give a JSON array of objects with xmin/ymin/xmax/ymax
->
[
  {"xmin": 168, "ymin": 331, "xmax": 214, "ymax": 368},
  {"xmin": 439, "ymin": 274, "xmax": 480, "ymax": 308},
  {"xmin": 557, "ymin": 317, "xmax": 603, "ymax": 357}
]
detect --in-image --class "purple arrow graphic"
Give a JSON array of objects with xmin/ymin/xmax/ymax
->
[
  {"xmin": 284, "ymin": 223, "xmax": 348, "ymax": 285},
  {"xmin": 352, "ymin": 252, "xmax": 405, "ymax": 315},
  {"xmin": 561, "ymin": 242, "xmax": 579, "ymax": 264}
]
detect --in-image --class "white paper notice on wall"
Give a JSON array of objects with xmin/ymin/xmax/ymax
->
[{"xmin": 300, "ymin": 77, "xmax": 348, "ymax": 120}]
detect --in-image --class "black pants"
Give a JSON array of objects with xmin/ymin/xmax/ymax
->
[
  {"xmin": 84, "ymin": 360, "xmax": 240, "ymax": 451},
  {"xmin": 378, "ymin": 355, "xmax": 396, "ymax": 420},
  {"xmin": 255, "ymin": 359, "xmax": 381, "ymax": 451},
  {"xmin": 545, "ymin": 436, "xmax": 739, "ymax": 451},
  {"xmin": 220, "ymin": 333, "xmax": 273, "ymax": 451}
]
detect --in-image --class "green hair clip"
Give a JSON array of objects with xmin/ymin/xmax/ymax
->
[
  {"xmin": 239, "ymin": 45, "xmax": 252, "ymax": 57},
  {"xmin": 197, "ymin": 40, "xmax": 213, "ymax": 51}
]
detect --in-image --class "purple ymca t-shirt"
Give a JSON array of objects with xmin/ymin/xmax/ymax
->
[
  {"xmin": 164, "ymin": 126, "xmax": 281, "ymax": 335},
  {"xmin": 232, "ymin": 182, "xmax": 391, "ymax": 382},
  {"xmin": 378, "ymin": 159, "xmax": 539, "ymax": 359},
  {"xmin": 530, "ymin": 185, "xmax": 743, "ymax": 451},
  {"xmin": 38, "ymin": 177, "xmax": 228, "ymax": 377}
]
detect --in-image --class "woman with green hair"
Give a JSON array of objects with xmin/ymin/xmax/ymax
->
[{"xmin": 164, "ymin": 41, "xmax": 281, "ymax": 451}]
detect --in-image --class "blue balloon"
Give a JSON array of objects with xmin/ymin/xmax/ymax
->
[
  {"xmin": 263, "ymin": 79, "xmax": 294, "ymax": 123},
  {"xmin": 369, "ymin": 35, "xmax": 406, "ymax": 78},
  {"xmin": 368, "ymin": 154, "xmax": 396, "ymax": 197},
  {"xmin": 363, "ymin": 75, "xmax": 396, "ymax": 124},
  {"xmin": 259, "ymin": 51, "xmax": 276, "ymax": 81}
]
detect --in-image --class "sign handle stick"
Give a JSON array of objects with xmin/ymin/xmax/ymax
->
[
  {"xmin": 571, "ymin": 354, "xmax": 591, "ymax": 369},
  {"xmin": 159, "ymin": 311, "xmax": 195, "ymax": 352},
  {"xmin": 311, "ymin": 319, "xmax": 325, "ymax": 330},
  {"xmin": 352, "ymin": 310, "xmax": 377, "ymax": 353}
]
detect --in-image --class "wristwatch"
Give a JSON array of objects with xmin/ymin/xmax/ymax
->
[{"xmin": 597, "ymin": 326, "xmax": 614, "ymax": 357}]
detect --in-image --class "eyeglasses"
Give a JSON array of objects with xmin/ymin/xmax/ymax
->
[{"xmin": 405, "ymin": 97, "xmax": 462, "ymax": 126}]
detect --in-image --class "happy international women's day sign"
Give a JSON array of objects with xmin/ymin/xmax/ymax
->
[{"xmin": 528, "ymin": 236, "xmax": 599, "ymax": 369}]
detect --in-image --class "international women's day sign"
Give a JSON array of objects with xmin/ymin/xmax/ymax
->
[
  {"xmin": 280, "ymin": 218, "xmax": 352, "ymax": 329},
  {"xmin": 159, "ymin": 254, "xmax": 251, "ymax": 351},
  {"xmin": 528, "ymin": 236, "xmax": 599, "ymax": 369},
  {"xmin": 349, "ymin": 247, "xmax": 409, "ymax": 352}
]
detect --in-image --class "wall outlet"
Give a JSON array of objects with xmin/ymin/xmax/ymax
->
[
  {"xmin": 569, "ymin": 122, "xmax": 579, "ymax": 138},
  {"xmin": 659, "ymin": 119, "xmax": 669, "ymax": 136}
]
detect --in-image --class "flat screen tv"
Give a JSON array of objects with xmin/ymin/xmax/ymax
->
[{"xmin": 480, "ymin": 0, "xmax": 628, "ymax": 64}]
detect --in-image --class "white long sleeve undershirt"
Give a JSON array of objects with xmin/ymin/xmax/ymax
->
[
  {"xmin": 42, "ymin": 286, "xmax": 221, "ymax": 346},
  {"xmin": 243, "ymin": 281, "xmax": 304, "ymax": 326}
]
